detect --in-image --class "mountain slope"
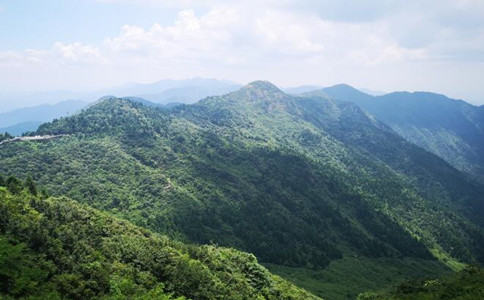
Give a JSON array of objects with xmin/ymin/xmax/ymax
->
[
  {"xmin": 319, "ymin": 84, "xmax": 484, "ymax": 183},
  {"xmin": 1, "ymin": 82, "xmax": 483, "ymax": 299},
  {"xmin": 0, "ymin": 179, "xmax": 318, "ymax": 300}
]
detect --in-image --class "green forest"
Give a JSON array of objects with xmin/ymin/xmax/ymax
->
[
  {"xmin": 1, "ymin": 82, "xmax": 483, "ymax": 299},
  {"xmin": 0, "ymin": 176, "xmax": 318, "ymax": 299}
]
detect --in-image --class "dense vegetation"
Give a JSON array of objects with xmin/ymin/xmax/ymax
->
[
  {"xmin": 265, "ymin": 257, "xmax": 451, "ymax": 300},
  {"xmin": 1, "ymin": 82, "xmax": 484, "ymax": 299},
  {"xmin": 358, "ymin": 265, "xmax": 484, "ymax": 300},
  {"xmin": 0, "ymin": 175, "xmax": 318, "ymax": 300},
  {"xmin": 318, "ymin": 84, "xmax": 484, "ymax": 183},
  {"xmin": 0, "ymin": 132, "xmax": 13, "ymax": 142}
]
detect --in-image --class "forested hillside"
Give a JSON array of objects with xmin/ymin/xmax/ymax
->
[
  {"xmin": 358, "ymin": 265, "xmax": 484, "ymax": 300},
  {"xmin": 1, "ymin": 82, "xmax": 483, "ymax": 299},
  {"xmin": 318, "ymin": 84, "xmax": 484, "ymax": 183},
  {"xmin": 0, "ymin": 176, "xmax": 318, "ymax": 300}
]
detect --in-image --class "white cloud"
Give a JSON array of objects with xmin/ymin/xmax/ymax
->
[
  {"xmin": 53, "ymin": 42, "xmax": 104, "ymax": 64},
  {"xmin": 0, "ymin": 51, "xmax": 24, "ymax": 67},
  {"xmin": 1, "ymin": 1, "xmax": 484, "ymax": 102},
  {"xmin": 101, "ymin": 7, "xmax": 425, "ymax": 67},
  {"xmin": 6, "ymin": 2, "xmax": 482, "ymax": 69},
  {"xmin": 105, "ymin": 8, "xmax": 244, "ymax": 64},
  {"xmin": 0, "ymin": 43, "xmax": 105, "ymax": 67},
  {"xmin": 255, "ymin": 10, "xmax": 325, "ymax": 56}
]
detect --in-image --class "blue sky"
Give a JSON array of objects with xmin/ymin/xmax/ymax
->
[
  {"xmin": 0, "ymin": 1, "xmax": 190, "ymax": 50},
  {"xmin": 1, "ymin": 0, "xmax": 483, "ymax": 105}
]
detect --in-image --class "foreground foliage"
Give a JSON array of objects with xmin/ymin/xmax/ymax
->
[{"xmin": 0, "ymin": 179, "xmax": 319, "ymax": 300}]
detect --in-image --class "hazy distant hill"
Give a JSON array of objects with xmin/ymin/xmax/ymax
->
[
  {"xmin": 358, "ymin": 88, "xmax": 387, "ymax": 96},
  {"xmin": 318, "ymin": 84, "xmax": 484, "ymax": 183},
  {"xmin": 0, "ymin": 78, "xmax": 241, "ymax": 114},
  {"xmin": 137, "ymin": 84, "xmax": 241, "ymax": 105},
  {"xmin": 0, "ymin": 100, "xmax": 87, "ymax": 135},
  {"xmin": 111, "ymin": 78, "xmax": 241, "ymax": 104},
  {"xmin": 282, "ymin": 85, "xmax": 325, "ymax": 94},
  {"xmin": 0, "ymin": 121, "xmax": 43, "ymax": 136}
]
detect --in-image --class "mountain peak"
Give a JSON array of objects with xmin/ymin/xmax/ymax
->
[
  {"xmin": 243, "ymin": 81, "xmax": 283, "ymax": 93},
  {"xmin": 322, "ymin": 84, "xmax": 373, "ymax": 101},
  {"xmin": 325, "ymin": 84, "xmax": 369, "ymax": 94}
]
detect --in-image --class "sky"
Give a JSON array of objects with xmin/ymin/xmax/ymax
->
[{"xmin": 0, "ymin": 0, "xmax": 484, "ymax": 105}]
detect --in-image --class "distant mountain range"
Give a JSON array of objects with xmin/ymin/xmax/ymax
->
[
  {"xmin": 110, "ymin": 78, "xmax": 241, "ymax": 103},
  {"xmin": 0, "ymin": 78, "xmax": 241, "ymax": 135},
  {"xmin": 0, "ymin": 100, "xmax": 88, "ymax": 135},
  {"xmin": 0, "ymin": 78, "xmax": 242, "ymax": 113},
  {"xmin": 0, "ymin": 121, "xmax": 44, "ymax": 136},
  {"xmin": 315, "ymin": 84, "xmax": 484, "ymax": 183},
  {"xmin": 282, "ymin": 85, "xmax": 325, "ymax": 94}
]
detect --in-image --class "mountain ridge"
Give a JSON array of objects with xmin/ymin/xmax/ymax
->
[
  {"xmin": 318, "ymin": 84, "xmax": 484, "ymax": 183},
  {"xmin": 1, "ymin": 82, "xmax": 484, "ymax": 299}
]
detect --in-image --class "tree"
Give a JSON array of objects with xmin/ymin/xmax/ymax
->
[
  {"xmin": 0, "ymin": 133, "xmax": 12, "ymax": 142},
  {"xmin": 6, "ymin": 176, "xmax": 22, "ymax": 195},
  {"xmin": 0, "ymin": 236, "xmax": 48, "ymax": 297},
  {"xmin": 40, "ymin": 188, "xmax": 50, "ymax": 199},
  {"xmin": 0, "ymin": 174, "xmax": 5, "ymax": 187},
  {"xmin": 25, "ymin": 176, "xmax": 38, "ymax": 196}
]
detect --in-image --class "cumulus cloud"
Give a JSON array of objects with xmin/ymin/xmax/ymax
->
[
  {"xmin": 0, "ymin": 43, "xmax": 105, "ymax": 67},
  {"xmin": 104, "ymin": 9, "xmax": 242, "ymax": 64},
  {"xmin": 1, "ymin": 0, "xmax": 483, "ymax": 102},
  {"xmin": 6, "ymin": 1, "xmax": 483, "ymax": 68},
  {"xmin": 0, "ymin": 51, "xmax": 25, "ymax": 67},
  {"xmin": 100, "ymin": 6, "xmax": 428, "ymax": 67},
  {"xmin": 53, "ymin": 42, "xmax": 104, "ymax": 64}
]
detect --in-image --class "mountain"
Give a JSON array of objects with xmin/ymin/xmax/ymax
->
[
  {"xmin": 110, "ymin": 78, "xmax": 241, "ymax": 104},
  {"xmin": 0, "ymin": 78, "xmax": 240, "ymax": 113},
  {"xmin": 107, "ymin": 77, "xmax": 240, "ymax": 96},
  {"xmin": 0, "ymin": 91, "xmax": 90, "ymax": 113},
  {"xmin": 0, "ymin": 100, "xmax": 87, "ymax": 135},
  {"xmin": 318, "ymin": 84, "xmax": 484, "ymax": 183},
  {"xmin": 358, "ymin": 88, "xmax": 386, "ymax": 96},
  {"xmin": 137, "ymin": 84, "xmax": 241, "ymax": 105},
  {"xmin": 1, "ymin": 81, "xmax": 484, "ymax": 299},
  {"xmin": 0, "ymin": 121, "xmax": 43, "ymax": 136},
  {"xmin": 282, "ymin": 85, "xmax": 325, "ymax": 94},
  {"xmin": 0, "ymin": 177, "xmax": 317, "ymax": 300},
  {"xmin": 95, "ymin": 96, "xmax": 163, "ymax": 108}
]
